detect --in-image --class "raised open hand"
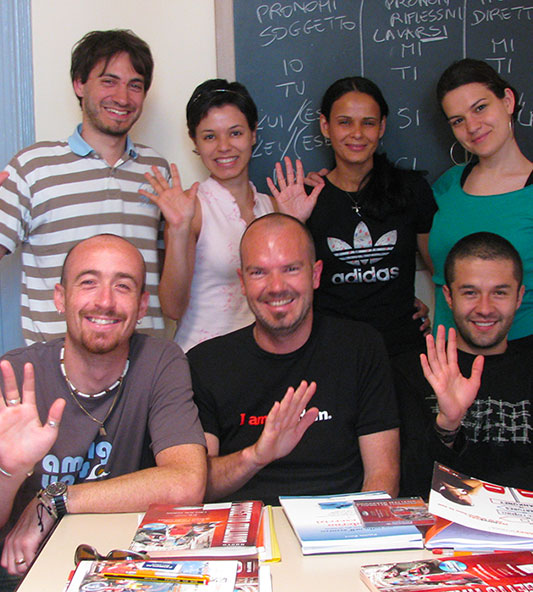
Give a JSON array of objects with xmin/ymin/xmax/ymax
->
[
  {"xmin": 420, "ymin": 326, "xmax": 484, "ymax": 431},
  {"xmin": 139, "ymin": 163, "xmax": 199, "ymax": 229},
  {"xmin": 251, "ymin": 380, "xmax": 318, "ymax": 468},
  {"xmin": 267, "ymin": 156, "xmax": 323, "ymax": 222},
  {"xmin": 0, "ymin": 361, "xmax": 65, "ymax": 478}
]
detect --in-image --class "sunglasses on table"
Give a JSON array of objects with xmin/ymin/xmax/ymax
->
[{"xmin": 74, "ymin": 543, "xmax": 150, "ymax": 566}]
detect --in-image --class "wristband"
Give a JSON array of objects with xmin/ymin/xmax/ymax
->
[{"xmin": 434, "ymin": 419, "xmax": 461, "ymax": 444}]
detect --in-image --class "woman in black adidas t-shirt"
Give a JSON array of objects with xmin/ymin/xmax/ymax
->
[{"xmin": 271, "ymin": 77, "xmax": 436, "ymax": 356}]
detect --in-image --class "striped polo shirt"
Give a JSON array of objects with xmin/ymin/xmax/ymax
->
[{"xmin": 0, "ymin": 125, "xmax": 169, "ymax": 344}]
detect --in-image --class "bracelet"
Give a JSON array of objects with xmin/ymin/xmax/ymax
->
[
  {"xmin": 434, "ymin": 420, "xmax": 461, "ymax": 444},
  {"xmin": 0, "ymin": 465, "xmax": 35, "ymax": 479}
]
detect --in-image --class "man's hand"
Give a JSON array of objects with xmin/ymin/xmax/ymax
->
[
  {"xmin": 1, "ymin": 495, "xmax": 55, "ymax": 574},
  {"xmin": 267, "ymin": 157, "xmax": 323, "ymax": 222},
  {"xmin": 420, "ymin": 326, "xmax": 484, "ymax": 431},
  {"xmin": 413, "ymin": 297, "xmax": 431, "ymax": 335},
  {"xmin": 0, "ymin": 361, "xmax": 65, "ymax": 477},
  {"xmin": 139, "ymin": 164, "xmax": 199, "ymax": 230},
  {"xmin": 247, "ymin": 380, "xmax": 318, "ymax": 469}
]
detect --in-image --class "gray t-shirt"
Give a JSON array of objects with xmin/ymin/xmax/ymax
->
[{"xmin": 1, "ymin": 333, "xmax": 205, "ymax": 540}]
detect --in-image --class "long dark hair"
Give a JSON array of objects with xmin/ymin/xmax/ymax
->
[
  {"xmin": 321, "ymin": 76, "xmax": 421, "ymax": 220},
  {"xmin": 436, "ymin": 58, "xmax": 521, "ymax": 121}
]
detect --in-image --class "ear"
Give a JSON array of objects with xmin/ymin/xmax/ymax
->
[
  {"xmin": 503, "ymin": 87, "xmax": 515, "ymax": 116},
  {"xmin": 54, "ymin": 283, "xmax": 66, "ymax": 314},
  {"xmin": 72, "ymin": 78, "xmax": 84, "ymax": 101},
  {"xmin": 443, "ymin": 284, "xmax": 453, "ymax": 310},
  {"xmin": 252, "ymin": 126, "xmax": 257, "ymax": 145},
  {"xmin": 137, "ymin": 291, "xmax": 150, "ymax": 321},
  {"xmin": 312, "ymin": 260, "xmax": 323, "ymax": 290},
  {"xmin": 517, "ymin": 284, "xmax": 525, "ymax": 310},
  {"xmin": 379, "ymin": 116, "xmax": 387, "ymax": 139},
  {"xmin": 237, "ymin": 268, "xmax": 246, "ymax": 296},
  {"xmin": 319, "ymin": 114, "xmax": 329, "ymax": 139}
]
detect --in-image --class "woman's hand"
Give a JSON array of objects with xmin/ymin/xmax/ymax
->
[
  {"xmin": 267, "ymin": 156, "xmax": 323, "ymax": 222},
  {"xmin": 413, "ymin": 297, "xmax": 431, "ymax": 335},
  {"xmin": 139, "ymin": 164, "xmax": 199, "ymax": 230}
]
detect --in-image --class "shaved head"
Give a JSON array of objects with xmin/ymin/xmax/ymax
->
[
  {"xmin": 61, "ymin": 234, "xmax": 146, "ymax": 293},
  {"xmin": 240, "ymin": 213, "xmax": 316, "ymax": 268}
]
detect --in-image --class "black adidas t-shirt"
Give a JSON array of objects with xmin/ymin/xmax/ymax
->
[{"xmin": 307, "ymin": 171, "xmax": 436, "ymax": 355}]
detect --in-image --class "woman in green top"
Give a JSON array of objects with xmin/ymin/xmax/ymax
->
[{"xmin": 429, "ymin": 58, "xmax": 533, "ymax": 342}]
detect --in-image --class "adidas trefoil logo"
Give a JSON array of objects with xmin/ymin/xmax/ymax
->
[{"xmin": 328, "ymin": 221, "xmax": 397, "ymax": 266}]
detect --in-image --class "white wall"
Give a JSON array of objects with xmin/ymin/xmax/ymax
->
[{"xmin": 31, "ymin": 0, "xmax": 218, "ymax": 186}]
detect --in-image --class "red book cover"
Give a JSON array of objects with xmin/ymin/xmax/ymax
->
[
  {"xmin": 130, "ymin": 501, "xmax": 263, "ymax": 558},
  {"xmin": 354, "ymin": 498, "xmax": 435, "ymax": 527},
  {"xmin": 361, "ymin": 550, "xmax": 533, "ymax": 592}
]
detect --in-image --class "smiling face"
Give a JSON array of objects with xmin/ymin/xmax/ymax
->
[
  {"xmin": 54, "ymin": 236, "xmax": 149, "ymax": 356},
  {"xmin": 320, "ymin": 91, "xmax": 386, "ymax": 173},
  {"xmin": 441, "ymin": 82, "xmax": 515, "ymax": 160},
  {"xmin": 73, "ymin": 52, "xmax": 146, "ymax": 139},
  {"xmin": 444, "ymin": 256, "xmax": 524, "ymax": 355},
  {"xmin": 193, "ymin": 104, "xmax": 256, "ymax": 186},
  {"xmin": 238, "ymin": 217, "xmax": 322, "ymax": 352}
]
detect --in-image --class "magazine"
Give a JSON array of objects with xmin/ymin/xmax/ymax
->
[
  {"xmin": 279, "ymin": 492, "xmax": 423, "ymax": 555},
  {"xmin": 426, "ymin": 463, "xmax": 533, "ymax": 550},
  {"xmin": 66, "ymin": 559, "xmax": 238, "ymax": 592},
  {"xmin": 360, "ymin": 551, "xmax": 533, "ymax": 592},
  {"xmin": 130, "ymin": 501, "xmax": 263, "ymax": 558},
  {"xmin": 234, "ymin": 558, "xmax": 271, "ymax": 592},
  {"xmin": 354, "ymin": 498, "xmax": 435, "ymax": 528}
]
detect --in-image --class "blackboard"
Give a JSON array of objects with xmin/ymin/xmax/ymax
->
[{"xmin": 218, "ymin": 0, "xmax": 533, "ymax": 192}]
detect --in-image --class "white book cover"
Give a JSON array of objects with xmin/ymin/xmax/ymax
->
[{"xmin": 279, "ymin": 492, "xmax": 423, "ymax": 555}]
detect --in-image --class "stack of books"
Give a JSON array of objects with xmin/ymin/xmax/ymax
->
[
  {"xmin": 426, "ymin": 463, "xmax": 533, "ymax": 552},
  {"xmin": 66, "ymin": 501, "xmax": 273, "ymax": 592},
  {"xmin": 279, "ymin": 492, "xmax": 425, "ymax": 555}
]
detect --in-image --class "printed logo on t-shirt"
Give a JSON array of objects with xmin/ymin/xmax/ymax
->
[
  {"xmin": 328, "ymin": 221, "xmax": 399, "ymax": 284},
  {"xmin": 239, "ymin": 408, "xmax": 332, "ymax": 426},
  {"xmin": 39, "ymin": 439, "xmax": 112, "ymax": 488}
]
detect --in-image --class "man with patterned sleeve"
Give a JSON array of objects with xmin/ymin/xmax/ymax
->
[{"xmin": 394, "ymin": 232, "xmax": 533, "ymax": 497}]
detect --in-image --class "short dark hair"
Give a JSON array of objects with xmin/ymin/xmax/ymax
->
[
  {"xmin": 186, "ymin": 79, "xmax": 258, "ymax": 138},
  {"xmin": 320, "ymin": 76, "xmax": 389, "ymax": 121},
  {"xmin": 444, "ymin": 232, "xmax": 523, "ymax": 286},
  {"xmin": 240, "ymin": 213, "xmax": 316, "ymax": 266},
  {"xmin": 71, "ymin": 30, "xmax": 153, "ymax": 105},
  {"xmin": 436, "ymin": 58, "xmax": 521, "ymax": 120}
]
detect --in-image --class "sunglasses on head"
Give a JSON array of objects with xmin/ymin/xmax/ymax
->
[{"xmin": 74, "ymin": 543, "xmax": 150, "ymax": 566}]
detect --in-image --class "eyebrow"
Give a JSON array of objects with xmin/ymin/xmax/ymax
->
[
  {"xmin": 98, "ymin": 72, "xmax": 145, "ymax": 85},
  {"xmin": 74, "ymin": 270, "xmax": 140, "ymax": 286},
  {"xmin": 200, "ymin": 123, "xmax": 245, "ymax": 133},
  {"xmin": 457, "ymin": 283, "xmax": 512, "ymax": 290},
  {"xmin": 447, "ymin": 98, "xmax": 487, "ymax": 121}
]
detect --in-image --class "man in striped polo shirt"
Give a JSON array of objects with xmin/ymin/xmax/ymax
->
[{"xmin": 0, "ymin": 30, "xmax": 169, "ymax": 344}]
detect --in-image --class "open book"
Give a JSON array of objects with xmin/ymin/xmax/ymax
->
[{"xmin": 426, "ymin": 463, "xmax": 533, "ymax": 551}]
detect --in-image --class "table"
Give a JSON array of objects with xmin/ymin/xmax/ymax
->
[{"xmin": 17, "ymin": 508, "xmax": 434, "ymax": 591}]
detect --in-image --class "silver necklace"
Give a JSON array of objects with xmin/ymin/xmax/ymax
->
[{"xmin": 343, "ymin": 189, "xmax": 362, "ymax": 217}]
